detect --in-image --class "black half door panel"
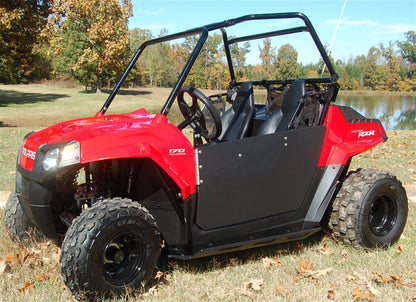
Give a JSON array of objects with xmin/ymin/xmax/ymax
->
[{"xmin": 196, "ymin": 126, "xmax": 326, "ymax": 230}]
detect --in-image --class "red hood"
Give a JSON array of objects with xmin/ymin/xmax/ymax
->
[
  {"xmin": 28, "ymin": 109, "xmax": 156, "ymax": 146},
  {"xmin": 20, "ymin": 109, "xmax": 169, "ymax": 171}
]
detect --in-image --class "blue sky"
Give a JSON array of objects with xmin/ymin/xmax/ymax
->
[{"xmin": 129, "ymin": 0, "xmax": 416, "ymax": 64}]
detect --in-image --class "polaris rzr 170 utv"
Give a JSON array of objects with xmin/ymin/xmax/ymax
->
[{"xmin": 4, "ymin": 12, "xmax": 408, "ymax": 300}]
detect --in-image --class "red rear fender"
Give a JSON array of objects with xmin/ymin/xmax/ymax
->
[{"xmin": 318, "ymin": 105, "xmax": 387, "ymax": 167}]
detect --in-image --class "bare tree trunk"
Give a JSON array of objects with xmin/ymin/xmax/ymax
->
[{"xmin": 96, "ymin": 78, "xmax": 102, "ymax": 94}]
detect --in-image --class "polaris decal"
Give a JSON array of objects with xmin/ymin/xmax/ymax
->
[
  {"xmin": 358, "ymin": 130, "xmax": 375, "ymax": 138},
  {"xmin": 22, "ymin": 146, "xmax": 36, "ymax": 160},
  {"xmin": 169, "ymin": 148, "xmax": 186, "ymax": 155}
]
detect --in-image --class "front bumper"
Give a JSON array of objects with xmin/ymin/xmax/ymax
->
[{"xmin": 16, "ymin": 166, "xmax": 59, "ymax": 239}]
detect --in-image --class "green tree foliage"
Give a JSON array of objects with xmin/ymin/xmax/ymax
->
[
  {"xmin": 398, "ymin": 31, "xmax": 416, "ymax": 65},
  {"xmin": 0, "ymin": 0, "xmax": 51, "ymax": 83},
  {"xmin": 230, "ymin": 41, "xmax": 250, "ymax": 81},
  {"xmin": 184, "ymin": 33, "xmax": 229, "ymax": 89},
  {"xmin": 380, "ymin": 42, "xmax": 401, "ymax": 91},
  {"xmin": 274, "ymin": 44, "xmax": 299, "ymax": 79},
  {"xmin": 48, "ymin": 0, "xmax": 132, "ymax": 92},
  {"xmin": 299, "ymin": 63, "xmax": 320, "ymax": 78},
  {"xmin": 258, "ymin": 38, "xmax": 275, "ymax": 79},
  {"xmin": 397, "ymin": 31, "xmax": 416, "ymax": 80},
  {"xmin": 338, "ymin": 58, "xmax": 364, "ymax": 90},
  {"xmin": 362, "ymin": 47, "xmax": 385, "ymax": 90},
  {"xmin": 125, "ymin": 28, "xmax": 153, "ymax": 86},
  {"xmin": 145, "ymin": 41, "xmax": 176, "ymax": 87}
]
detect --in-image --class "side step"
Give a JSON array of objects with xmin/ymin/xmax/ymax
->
[{"xmin": 168, "ymin": 227, "xmax": 321, "ymax": 260}]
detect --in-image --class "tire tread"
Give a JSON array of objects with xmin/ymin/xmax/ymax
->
[
  {"xmin": 60, "ymin": 198, "xmax": 160, "ymax": 300},
  {"xmin": 328, "ymin": 168, "xmax": 407, "ymax": 248}
]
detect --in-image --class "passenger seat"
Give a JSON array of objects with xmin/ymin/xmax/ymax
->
[
  {"xmin": 218, "ymin": 82, "xmax": 255, "ymax": 141},
  {"xmin": 257, "ymin": 79, "xmax": 306, "ymax": 135}
]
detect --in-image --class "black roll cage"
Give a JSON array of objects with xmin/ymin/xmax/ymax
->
[{"xmin": 99, "ymin": 12, "xmax": 338, "ymax": 116}]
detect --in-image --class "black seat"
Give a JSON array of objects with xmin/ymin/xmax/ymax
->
[
  {"xmin": 256, "ymin": 79, "xmax": 306, "ymax": 135},
  {"xmin": 275, "ymin": 79, "xmax": 306, "ymax": 132},
  {"xmin": 218, "ymin": 82, "xmax": 255, "ymax": 141},
  {"xmin": 256, "ymin": 109, "xmax": 283, "ymax": 136}
]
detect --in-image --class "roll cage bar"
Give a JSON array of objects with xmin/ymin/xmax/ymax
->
[{"xmin": 98, "ymin": 12, "xmax": 338, "ymax": 116}]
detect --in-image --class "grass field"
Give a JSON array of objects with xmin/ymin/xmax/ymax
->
[{"xmin": 0, "ymin": 84, "xmax": 415, "ymax": 301}]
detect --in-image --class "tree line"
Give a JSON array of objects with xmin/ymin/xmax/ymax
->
[{"xmin": 1, "ymin": 0, "xmax": 415, "ymax": 92}]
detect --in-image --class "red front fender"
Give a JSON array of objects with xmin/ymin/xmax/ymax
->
[{"xmin": 80, "ymin": 114, "xmax": 197, "ymax": 198}]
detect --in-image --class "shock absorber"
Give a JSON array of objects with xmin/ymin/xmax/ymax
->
[
  {"xmin": 91, "ymin": 161, "xmax": 112, "ymax": 201},
  {"xmin": 74, "ymin": 161, "xmax": 112, "ymax": 208}
]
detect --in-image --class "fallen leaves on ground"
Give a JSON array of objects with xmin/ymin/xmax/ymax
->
[
  {"xmin": 396, "ymin": 243, "xmax": 404, "ymax": 254},
  {"xmin": 341, "ymin": 249, "xmax": 349, "ymax": 261},
  {"xmin": 0, "ymin": 248, "xmax": 39, "ymax": 273},
  {"xmin": 347, "ymin": 272, "xmax": 380, "ymax": 299},
  {"xmin": 352, "ymin": 287, "xmax": 374, "ymax": 301},
  {"xmin": 274, "ymin": 284, "xmax": 294, "ymax": 298},
  {"xmin": 240, "ymin": 278, "xmax": 264, "ymax": 297},
  {"xmin": 262, "ymin": 257, "xmax": 282, "ymax": 269},
  {"xmin": 373, "ymin": 271, "xmax": 401, "ymax": 286},
  {"xmin": 327, "ymin": 283, "xmax": 336, "ymax": 300},
  {"xmin": 294, "ymin": 258, "xmax": 333, "ymax": 280},
  {"xmin": 153, "ymin": 271, "xmax": 165, "ymax": 282},
  {"xmin": 0, "ymin": 241, "xmax": 61, "ymax": 294},
  {"xmin": 274, "ymin": 284, "xmax": 284, "ymax": 296},
  {"xmin": 317, "ymin": 242, "xmax": 334, "ymax": 256},
  {"xmin": 18, "ymin": 281, "xmax": 35, "ymax": 293},
  {"xmin": 293, "ymin": 241, "xmax": 303, "ymax": 251}
]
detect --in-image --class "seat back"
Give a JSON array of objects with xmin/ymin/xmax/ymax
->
[
  {"xmin": 218, "ymin": 82, "xmax": 255, "ymax": 141},
  {"xmin": 275, "ymin": 79, "xmax": 306, "ymax": 132},
  {"xmin": 256, "ymin": 109, "xmax": 283, "ymax": 136}
]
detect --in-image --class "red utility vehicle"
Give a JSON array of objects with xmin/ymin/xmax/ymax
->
[{"xmin": 4, "ymin": 12, "xmax": 407, "ymax": 300}]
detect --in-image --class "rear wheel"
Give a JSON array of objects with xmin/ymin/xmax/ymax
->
[
  {"xmin": 60, "ymin": 198, "xmax": 161, "ymax": 300},
  {"xmin": 4, "ymin": 191, "xmax": 43, "ymax": 244},
  {"xmin": 329, "ymin": 169, "xmax": 407, "ymax": 248}
]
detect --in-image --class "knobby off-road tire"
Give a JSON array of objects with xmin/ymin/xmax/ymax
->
[
  {"xmin": 329, "ymin": 169, "xmax": 407, "ymax": 248},
  {"xmin": 4, "ymin": 191, "xmax": 43, "ymax": 244},
  {"xmin": 60, "ymin": 198, "xmax": 161, "ymax": 301}
]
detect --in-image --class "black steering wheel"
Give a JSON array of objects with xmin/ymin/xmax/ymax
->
[{"xmin": 177, "ymin": 85, "xmax": 222, "ymax": 140}]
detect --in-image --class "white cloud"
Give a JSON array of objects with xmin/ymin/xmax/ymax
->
[{"xmin": 326, "ymin": 19, "xmax": 416, "ymax": 34}]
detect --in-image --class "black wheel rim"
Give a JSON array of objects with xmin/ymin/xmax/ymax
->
[
  {"xmin": 368, "ymin": 194, "xmax": 397, "ymax": 236},
  {"xmin": 101, "ymin": 232, "xmax": 146, "ymax": 286}
]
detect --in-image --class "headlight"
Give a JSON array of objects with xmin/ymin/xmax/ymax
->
[
  {"xmin": 43, "ymin": 141, "xmax": 80, "ymax": 171},
  {"xmin": 43, "ymin": 148, "xmax": 59, "ymax": 170}
]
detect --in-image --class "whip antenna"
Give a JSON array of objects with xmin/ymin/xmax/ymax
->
[{"xmin": 321, "ymin": 0, "xmax": 348, "ymax": 76}]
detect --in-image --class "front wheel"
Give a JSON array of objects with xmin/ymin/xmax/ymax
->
[
  {"xmin": 329, "ymin": 169, "xmax": 408, "ymax": 248},
  {"xmin": 60, "ymin": 198, "xmax": 161, "ymax": 300},
  {"xmin": 4, "ymin": 191, "xmax": 43, "ymax": 244}
]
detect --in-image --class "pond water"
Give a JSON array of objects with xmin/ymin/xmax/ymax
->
[{"xmin": 335, "ymin": 95, "xmax": 416, "ymax": 130}]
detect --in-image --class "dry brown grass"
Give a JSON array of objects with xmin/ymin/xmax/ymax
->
[{"xmin": 0, "ymin": 208, "xmax": 415, "ymax": 301}]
